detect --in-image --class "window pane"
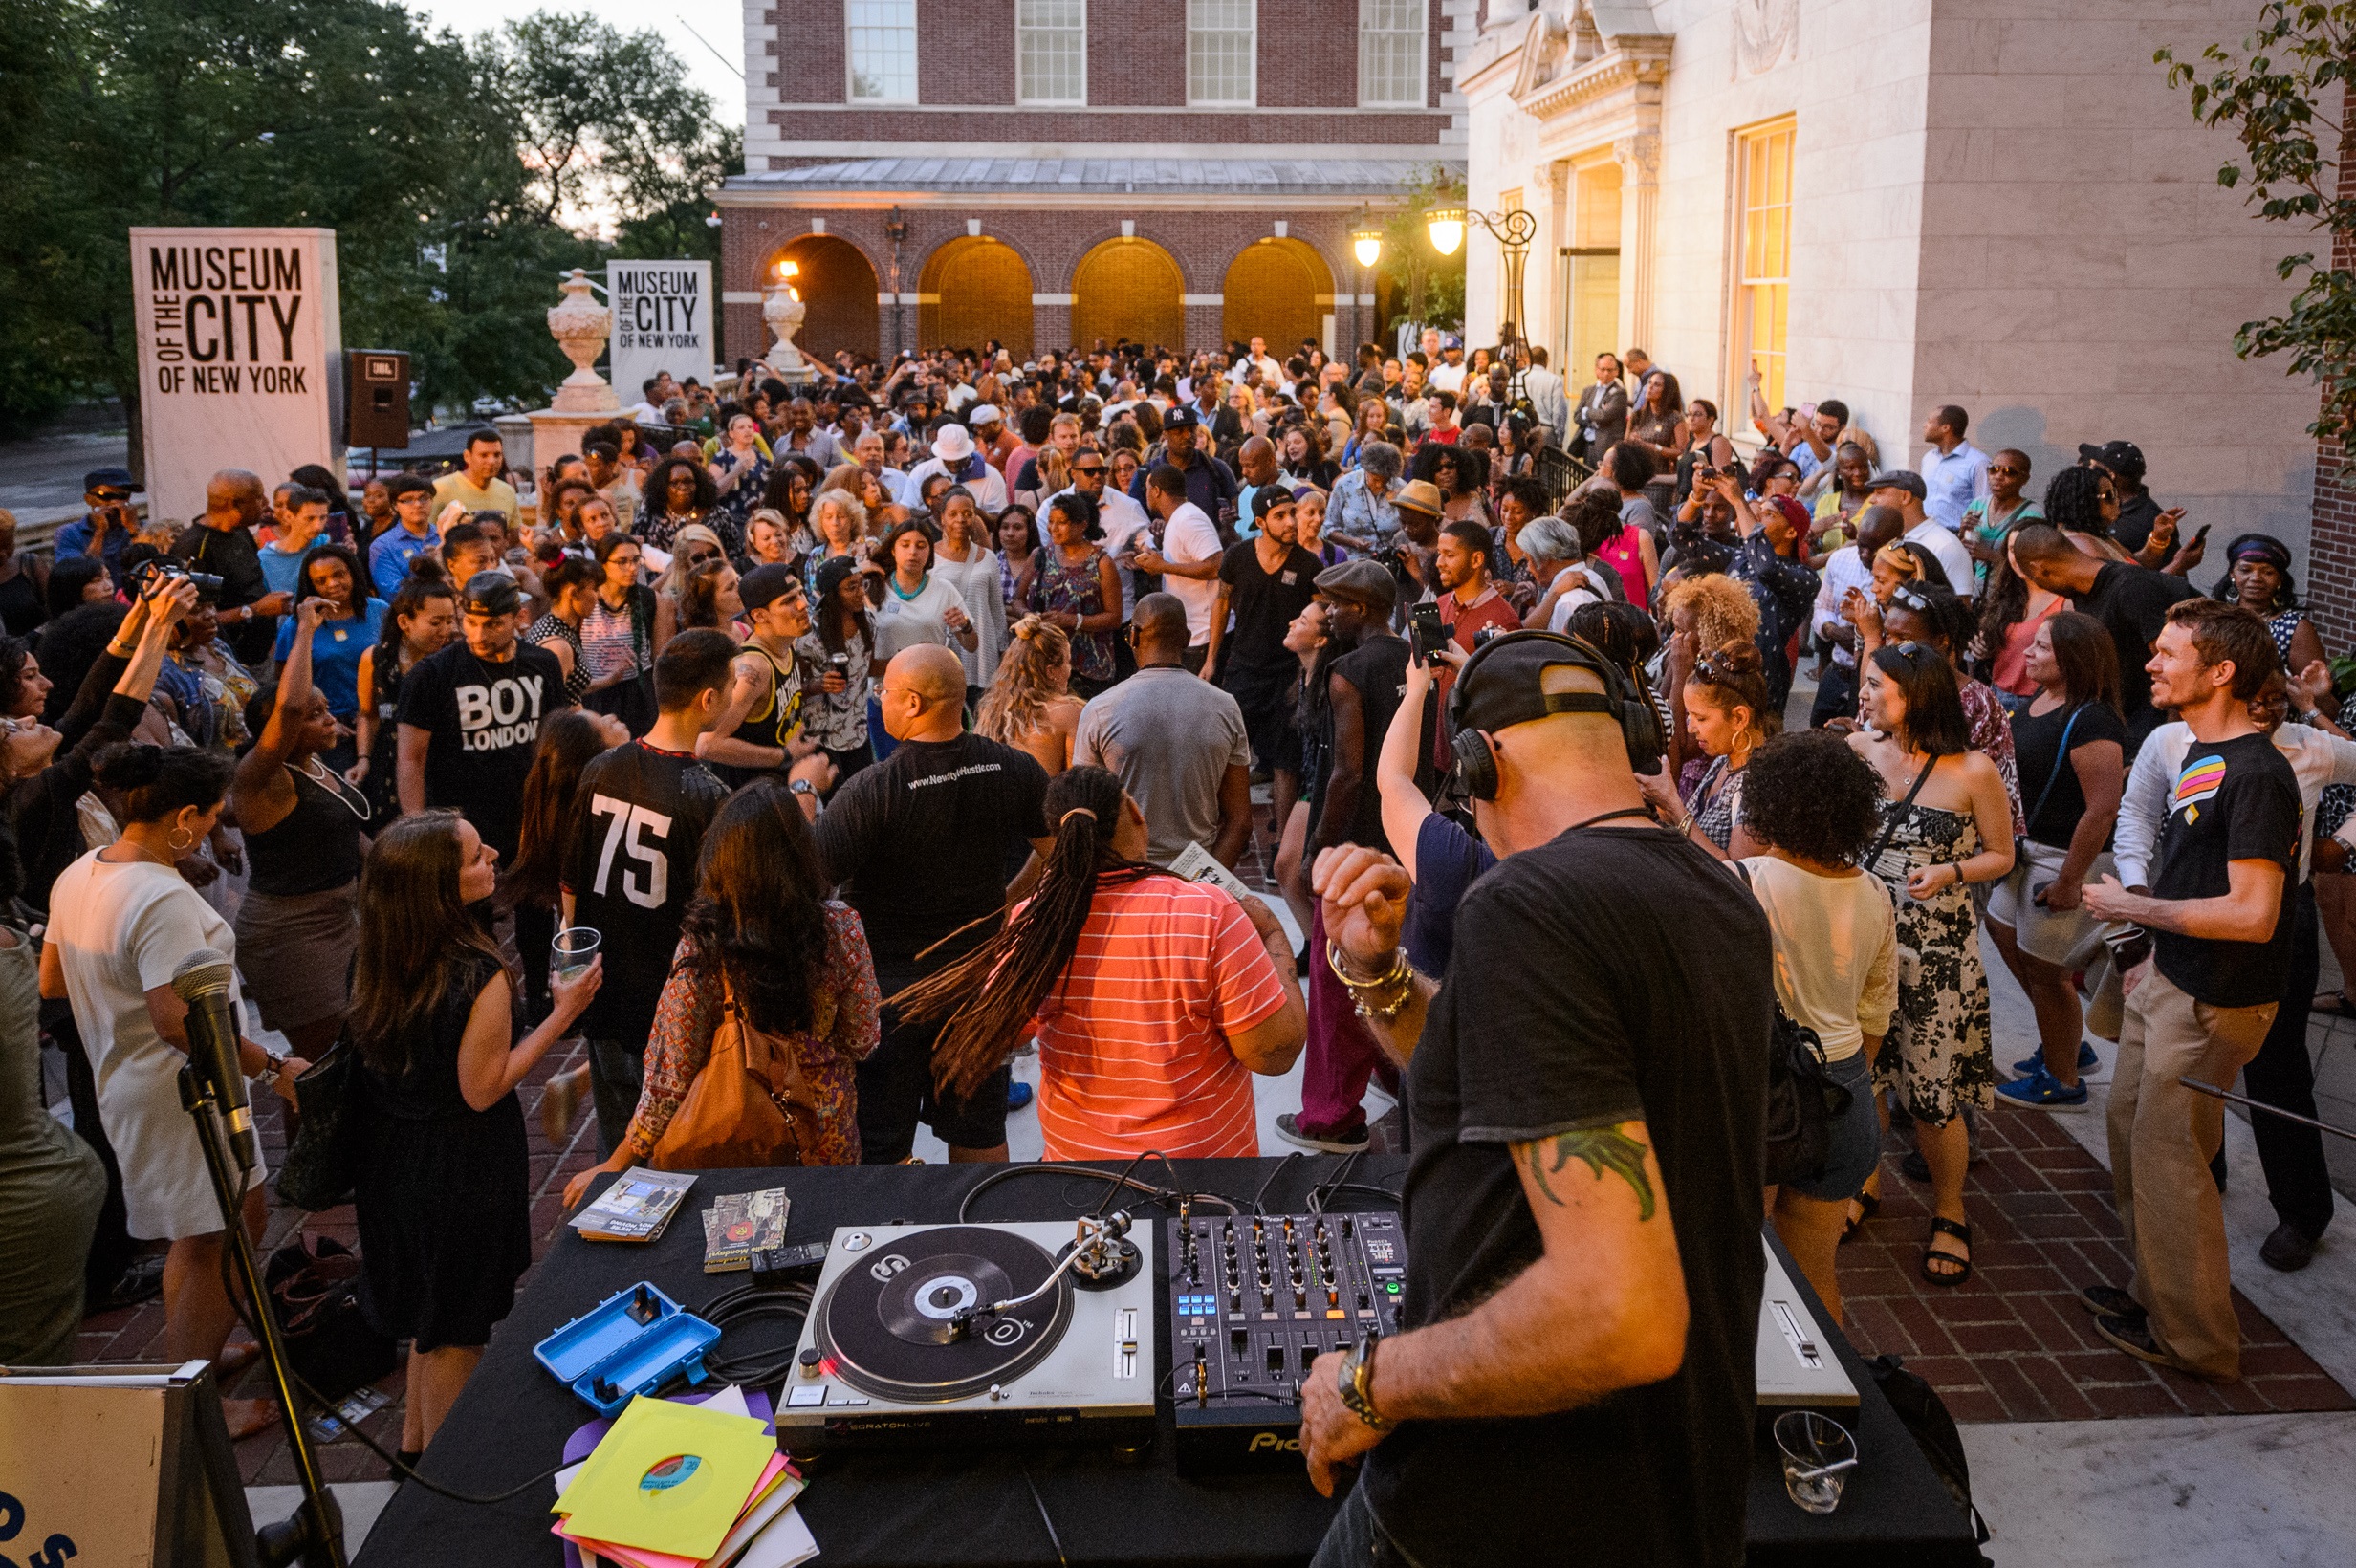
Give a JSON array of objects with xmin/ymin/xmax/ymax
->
[
  {"xmin": 1733, "ymin": 120, "xmax": 1795, "ymax": 412},
  {"xmin": 1017, "ymin": 0, "xmax": 1085, "ymax": 102},
  {"xmin": 1358, "ymin": 0, "xmax": 1423, "ymax": 107},
  {"xmin": 848, "ymin": 0, "xmax": 916, "ymax": 101},
  {"xmin": 1189, "ymin": 0, "xmax": 1254, "ymax": 104}
]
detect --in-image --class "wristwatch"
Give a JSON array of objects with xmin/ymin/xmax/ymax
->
[
  {"xmin": 788, "ymin": 778, "xmax": 818, "ymax": 798},
  {"xmin": 259, "ymin": 1049, "xmax": 290, "ymax": 1082},
  {"xmin": 1338, "ymin": 1329, "xmax": 1391, "ymax": 1431}
]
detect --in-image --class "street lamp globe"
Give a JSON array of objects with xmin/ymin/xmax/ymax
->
[
  {"xmin": 1424, "ymin": 207, "xmax": 1467, "ymax": 257},
  {"xmin": 1351, "ymin": 226, "xmax": 1385, "ymax": 269}
]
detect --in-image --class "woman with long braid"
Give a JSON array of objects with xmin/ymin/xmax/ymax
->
[{"xmin": 892, "ymin": 766, "xmax": 1305, "ymax": 1160}]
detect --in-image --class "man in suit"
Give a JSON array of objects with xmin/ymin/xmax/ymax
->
[{"xmin": 1571, "ymin": 353, "xmax": 1628, "ymax": 464}]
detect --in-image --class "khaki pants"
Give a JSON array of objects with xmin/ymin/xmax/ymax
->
[{"xmin": 2110, "ymin": 966, "xmax": 2276, "ymax": 1379}]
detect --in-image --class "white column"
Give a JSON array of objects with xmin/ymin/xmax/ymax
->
[{"xmin": 1612, "ymin": 133, "xmax": 1661, "ymax": 357}]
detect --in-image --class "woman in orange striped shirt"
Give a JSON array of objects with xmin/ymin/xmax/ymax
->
[{"xmin": 893, "ymin": 766, "xmax": 1305, "ymax": 1160}]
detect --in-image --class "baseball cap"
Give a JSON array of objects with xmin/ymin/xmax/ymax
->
[
  {"xmin": 1392, "ymin": 479, "xmax": 1446, "ymax": 518},
  {"xmin": 969, "ymin": 403, "xmax": 1003, "ymax": 425},
  {"xmin": 84, "ymin": 467, "xmax": 136, "ymax": 496},
  {"xmin": 1163, "ymin": 405, "xmax": 1201, "ymax": 430},
  {"xmin": 1315, "ymin": 558, "xmax": 1398, "ymax": 614},
  {"xmin": 2077, "ymin": 440, "xmax": 2146, "ymax": 482},
  {"xmin": 1250, "ymin": 487, "xmax": 1296, "ymax": 525},
  {"xmin": 815, "ymin": 553, "xmax": 862, "ymax": 601},
  {"xmin": 740, "ymin": 561, "xmax": 804, "ymax": 612},
  {"xmin": 1865, "ymin": 469, "xmax": 1928, "ymax": 501},
  {"xmin": 461, "ymin": 571, "xmax": 522, "ymax": 617},
  {"xmin": 1450, "ymin": 631, "xmax": 1627, "ymax": 738}
]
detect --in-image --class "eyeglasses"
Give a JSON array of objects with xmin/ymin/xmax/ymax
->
[
  {"xmin": 1074, "ymin": 464, "xmax": 1106, "ymax": 476},
  {"xmin": 1989, "ymin": 464, "xmax": 2026, "ymax": 477}
]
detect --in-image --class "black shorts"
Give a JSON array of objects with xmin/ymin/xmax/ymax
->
[{"xmin": 854, "ymin": 1002, "xmax": 1011, "ymax": 1160}]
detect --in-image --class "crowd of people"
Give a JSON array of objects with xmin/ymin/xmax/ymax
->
[{"xmin": 0, "ymin": 329, "xmax": 2339, "ymax": 1561}]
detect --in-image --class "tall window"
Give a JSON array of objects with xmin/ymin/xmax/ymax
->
[
  {"xmin": 1358, "ymin": 0, "xmax": 1425, "ymax": 107},
  {"xmin": 847, "ymin": 0, "xmax": 917, "ymax": 103},
  {"xmin": 1017, "ymin": 0, "xmax": 1086, "ymax": 105},
  {"xmin": 1558, "ymin": 160, "xmax": 1621, "ymax": 379},
  {"xmin": 1189, "ymin": 0, "xmax": 1255, "ymax": 106},
  {"xmin": 1733, "ymin": 118, "xmax": 1795, "ymax": 410}
]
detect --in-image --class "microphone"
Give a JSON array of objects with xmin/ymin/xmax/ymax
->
[{"xmin": 172, "ymin": 947, "xmax": 256, "ymax": 1173}]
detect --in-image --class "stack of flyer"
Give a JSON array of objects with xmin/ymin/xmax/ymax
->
[
  {"xmin": 572, "ymin": 1167, "xmax": 698, "ymax": 1244},
  {"xmin": 552, "ymin": 1385, "xmax": 816, "ymax": 1568}
]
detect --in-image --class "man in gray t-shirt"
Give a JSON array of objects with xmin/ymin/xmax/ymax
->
[{"xmin": 1074, "ymin": 594, "xmax": 1254, "ymax": 867}]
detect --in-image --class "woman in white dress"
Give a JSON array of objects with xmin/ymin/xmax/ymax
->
[{"xmin": 43, "ymin": 743, "xmax": 306, "ymax": 1437}]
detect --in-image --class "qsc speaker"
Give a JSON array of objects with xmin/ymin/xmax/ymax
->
[{"xmin": 344, "ymin": 350, "xmax": 411, "ymax": 448}]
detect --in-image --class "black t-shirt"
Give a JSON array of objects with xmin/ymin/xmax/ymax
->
[
  {"xmin": 2112, "ymin": 491, "xmax": 2169, "ymax": 560},
  {"xmin": 1213, "ymin": 538, "xmax": 1320, "ymax": 673},
  {"xmin": 2151, "ymin": 731, "xmax": 2301, "ymax": 1008},
  {"xmin": 173, "ymin": 522, "xmax": 275, "ymax": 663},
  {"xmin": 395, "ymin": 640, "xmax": 571, "ymax": 857},
  {"xmin": 562, "ymin": 741, "xmax": 731, "ymax": 1042},
  {"xmin": 816, "ymin": 732, "xmax": 1049, "ymax": 991},
  {"xmin": 1362, "ymin": 825, "xmax": 1771, "ymax": 1567},
  {"xmin": 2010, "ymin": 698, "xmax": 2130, "ymax": 849},
  {"xmin": 2073, "ymin": 562, "xmax": 2199, "ymax": 751},
  {"xmin": 1310, "ymin": 633, "xmax": 1412, "ymax": 853}
]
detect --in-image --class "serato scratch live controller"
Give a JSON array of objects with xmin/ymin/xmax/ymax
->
[{"xmin": 1164, "ymin": 1210, "xmax": 1407, "ymax": 1473}]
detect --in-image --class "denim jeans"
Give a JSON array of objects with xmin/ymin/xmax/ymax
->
[
  {"xmin": 1308, "ymin": 1485, "xmax": 1427, "ymax": 1568},
  {"xmin": 587, "ymin": 1037, "xmax": 645, "ymax": 1159}
]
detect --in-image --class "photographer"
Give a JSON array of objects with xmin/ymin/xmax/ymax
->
[
  {"xmin": 55, "ymin": 467, "xmax": 138, "ymax": 579},
  {"xmin": 170, "ymin": 468, "xmax": 285, "ymax": 666},
  {"xmin": 1300, "ymin": 632, "xmax": 1771, "ymax": 1567}
]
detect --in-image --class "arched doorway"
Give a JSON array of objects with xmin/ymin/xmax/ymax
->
[
  {"xmin": 1222, "ymin": 238, "xmax": 1333, "ymax": 360},
  {"xmin": 769, "ymin": 234, "xmax": 878, "ymax": 362},
  {"xmin": 920, "ymin": 236, "xmax": 1034, "ymax": 356},
  {"xmin": 1071, "ymin": 237, "xmax": 1184, "ymax": 354}
]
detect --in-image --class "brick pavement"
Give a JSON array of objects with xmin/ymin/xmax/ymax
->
[{"xmin": 1839, "ymin": 1100, "xmax": 2354, "ymax": 1424}]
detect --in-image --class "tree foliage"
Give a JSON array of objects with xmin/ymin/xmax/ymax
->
[
  {"xmin": 1374, "ymin": 164, "xmax": 1469, "ymax": 340},
  {"xmin": 2158, "ymin": 1, "xmax": 2356, "ymax": 440},
  {"xmin": 0, "ymin": 0, "xmax": 740, "ymax": 444}
]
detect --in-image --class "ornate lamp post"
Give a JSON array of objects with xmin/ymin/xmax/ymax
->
[
  {"xmin": 546, "ymin": 268, "xmax": 619, "ymax": 413},
  {"xmin": 883, "ymin": 207, "xmax": 912, "ymax": 358},
  {"xmin": 1349, "ymin": 213, "xmax": 1385, "ymax": 359},
  {"xmin": 1426, "ymin": 205, "xmax": 1538, "ymax": 399}
]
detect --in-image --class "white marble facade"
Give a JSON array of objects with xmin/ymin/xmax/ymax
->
[{"xmin": 1462, "ymin": 0, "xmax": 2319, "ymax": 561}]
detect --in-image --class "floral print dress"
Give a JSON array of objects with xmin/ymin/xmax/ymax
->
[
  {"xmin": 622, "ymin": 908, "xmax": 882, "ymax": 1166},
  {"xmin": 1865, "ymin": 795, "xmax": 1996, "ymax": 1124},
  {"xmin": 1025, "ymin": 545, "xmax": 1115, "ymax": 685}
]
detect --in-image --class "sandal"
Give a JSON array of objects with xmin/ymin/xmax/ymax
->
[
  {"xmin": 1840, "ymin": 1191, "xmax": 1881, "ymax": 1245},
  {"xmin": 1921, "ymin": 1216, "xmax": 1974, "ymax": 1288},
  {"xmin": 2313, "ymin": 990, "xmax": 2356, "ymax": 1017}
]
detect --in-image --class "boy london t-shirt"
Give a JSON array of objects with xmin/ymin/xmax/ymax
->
[{"xmin": 395, "ymin": 640, "xmax": 569, "ymax": 854}]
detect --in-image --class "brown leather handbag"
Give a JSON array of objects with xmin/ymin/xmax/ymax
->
[{"xmin": 649, "ymin": 979, "xmax": 822, "ymax": 1170}]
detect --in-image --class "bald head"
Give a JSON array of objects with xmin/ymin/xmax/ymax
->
[
  {"xmin": 1131, "ymin": 592, "xmax": 1190, "ymax": 662},
  {"xmin": 206, "ymin": 468, "xmax": 264, "ymax": 530},
  {"xmin": 1238, "ymin": 435, "xmax": 1277, "ymax": 486},
  {"xmin": 893, "ymin": 643, "xmax": 967, "ymax": 705},
  {"xmin": 1853, "ymin": 504, "xmax": 1905, "ymax": 555}
]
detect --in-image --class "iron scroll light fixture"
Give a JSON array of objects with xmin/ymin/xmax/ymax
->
[
  {"xmin": 1348, "ymin": 212, "xmax": 1386, "ymax": 353},
  {"xmin": 883, "ymin": 206, "xmax": 912, "ymax": 358},
  {"xmin": 1425, "ymin": 205, "xmax": 1538, "ymax": 400}
]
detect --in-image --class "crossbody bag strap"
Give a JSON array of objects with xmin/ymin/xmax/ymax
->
[
  {"xmin": 2021, "ymin": 702, "xmax": 2087, "ymax": 833},
  {"xmin": 1865, "ymin": 757, "xmax": 1938, "ymax": 871}
]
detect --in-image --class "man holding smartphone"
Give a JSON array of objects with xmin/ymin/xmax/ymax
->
[{"xmin": 57, "ymin": 468, "xmax": 140, "ymax": 577}]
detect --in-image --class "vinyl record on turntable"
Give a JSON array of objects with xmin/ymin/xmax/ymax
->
[{"xmin": 814, "ymin": 1225, "xmax": 1073, "ymax": 1402}]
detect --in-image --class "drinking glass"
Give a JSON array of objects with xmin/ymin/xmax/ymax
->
[
  {"xmin": 552, "ymin": 926, "xmax": 601, "ymax": 985},
  {"xmin": 1774, "ymin": 1410, "xmax": 1856, "ymax": 1515}
]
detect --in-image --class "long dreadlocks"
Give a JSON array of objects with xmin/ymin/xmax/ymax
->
[{"xmin": 890, "ymin": 766, "xmax": 1160, "ymax": 1099}]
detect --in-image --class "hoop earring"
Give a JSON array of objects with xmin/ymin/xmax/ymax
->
[{"xmin": 167, "ymin": 827, "xmax": 195, "ymax": 852}]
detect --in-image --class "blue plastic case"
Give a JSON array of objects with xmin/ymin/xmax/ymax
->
[{"xmin": 534, "ymin": 1281, "xmax": 723, "ymax": 1416}]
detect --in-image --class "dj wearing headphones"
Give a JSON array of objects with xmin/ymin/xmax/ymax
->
[{"xmin": 1300, "ymin": 630, "xmax": 1776, "ymax": 1568}]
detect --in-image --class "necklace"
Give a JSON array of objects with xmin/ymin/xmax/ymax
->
[{"xmin": 296, "ymin": 755, "xmax": 373, "ymax": 821}]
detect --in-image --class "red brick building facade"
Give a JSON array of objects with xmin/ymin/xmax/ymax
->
[{"xmin": 719, "ymin": 0, "xmax": 1470, "ymax": 361}]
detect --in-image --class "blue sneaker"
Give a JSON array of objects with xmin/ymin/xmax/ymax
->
[
  {"xmin": 2011, "ymin": 1040, "xmax": 2100, "ymax": 1078},
  {"xmin": 1007, "ymin": 1080, "xmax": 1035, "ymax": 1113},
  {"xmin": 1996, "ymin": 1066, "xmax": 2088, "ymax": 1112}
]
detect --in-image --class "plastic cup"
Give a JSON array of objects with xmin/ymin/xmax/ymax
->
[
  {"xmin": 552, "ymin": 926, "xmax": 601, "ymax": 985},
  {"xmin": 1774, "ymin": 1410, "xmax": 1856, "ymax": 1515}
]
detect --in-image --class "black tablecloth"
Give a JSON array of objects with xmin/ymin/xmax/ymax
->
[{"xmin": 355, "ymin": 1159, "xmax": 1982, "ymax": 1567}]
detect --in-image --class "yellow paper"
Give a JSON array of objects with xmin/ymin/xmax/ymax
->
[{"xmin": 554, "ymin": 1395, "xmax": 777, "ymax": 1560}]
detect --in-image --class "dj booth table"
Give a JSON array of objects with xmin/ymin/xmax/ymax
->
[{"xmin": 356, "ymin": 1159, "xmax": 1983, "ymax": 1567}]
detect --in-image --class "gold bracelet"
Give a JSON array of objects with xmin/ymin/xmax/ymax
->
[{"xmin": 1326, "ymin": 941, "xmax": 1414, "ymax": 1022}]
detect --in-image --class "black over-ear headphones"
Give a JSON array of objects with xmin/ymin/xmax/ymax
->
[{"xmin": 1446, "ymin": 629, "xmax": 1668, "ymax": 801}]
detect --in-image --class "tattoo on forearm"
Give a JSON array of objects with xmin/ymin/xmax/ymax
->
[{"xmin": 1525, "ymin": 1127, "xmax": 1657, "ymax": 1221}]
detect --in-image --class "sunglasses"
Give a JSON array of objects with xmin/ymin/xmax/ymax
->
[
  {"xmin": 1075, "ymin": 464, "xmax": 1106, "ymax": 475},
  {"xmin": 1989, "ymin": 464, "xmax": 2026, "ymax": 476},
  {"xmin": 1890, "ymin": 584, "xmax": 1933, "ymax": 612}
]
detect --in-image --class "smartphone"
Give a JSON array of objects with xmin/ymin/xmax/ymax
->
[
  {"xmin": 1408, "ymin": 602, "xmax": 1447, "ymax": 663},
  {"xmin": 2191, "ymin": 524, "xmax": 2212, "ymax": 548}
]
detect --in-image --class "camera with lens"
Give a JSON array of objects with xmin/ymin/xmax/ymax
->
[
  {"xmin": 128, "ymin": 557, "xmax": 225, "ymax": 599},
  {"xmin": 1472, "ymin": 623, "xmax": 1506, "ymax": 649},
  {"xmin": 1373, "ymin": 543, "xmax": 1413, "ymax": 580}
]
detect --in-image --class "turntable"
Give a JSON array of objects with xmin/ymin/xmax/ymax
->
[{"xmin": 775, "ymin": 1213, "xmax": 1157, "ymax": 1450}]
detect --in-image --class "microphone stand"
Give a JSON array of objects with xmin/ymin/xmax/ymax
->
[{"xmin": 179, "ymin": 1060, "xmax": 348, "ymax": 1568}]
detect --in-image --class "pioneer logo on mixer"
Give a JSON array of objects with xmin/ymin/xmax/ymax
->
[{"xmin": 1248, "ymin": 1433, "xmax": 1302, "ymax": 1453}]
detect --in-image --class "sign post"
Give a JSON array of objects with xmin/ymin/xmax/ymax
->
[
  {"xmin": 130, "ymin": 227, "xmax": 342, "ymax": 529},
  {"xmin": 608, "ymin": 259, "xmax": 713, "ymax": 403}
]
